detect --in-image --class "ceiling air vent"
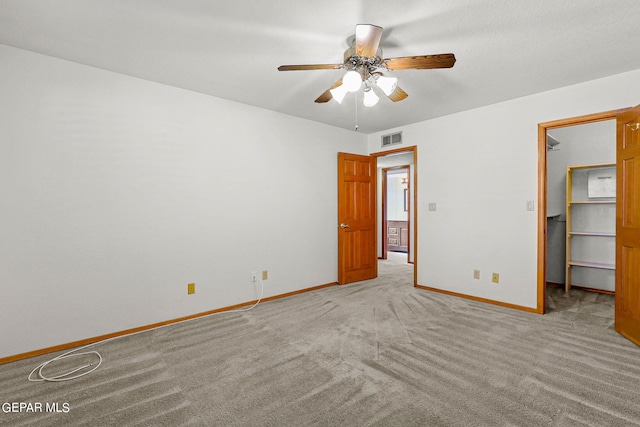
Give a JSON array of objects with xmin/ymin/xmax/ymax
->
[{"xmin": 381, "ymin": 131, "xmax": 402, "ymax": 147}]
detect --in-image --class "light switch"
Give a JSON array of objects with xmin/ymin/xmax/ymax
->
[{"xmin": 526, "ymin": 200, "xmax": 535, "ymax": 211}]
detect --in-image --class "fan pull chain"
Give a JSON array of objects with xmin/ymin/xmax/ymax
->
[{"xmin": 354, "ymin": 92, "xmax": 359, "ymax": 132}]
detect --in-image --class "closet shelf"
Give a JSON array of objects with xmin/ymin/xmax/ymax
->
[
  {"xmin": 568, "ymin": 260, "xmax": 615, "ymax": 270},
  {"xmin": 568, "ymin": 231, "xmax": 615, "ymax": 237},
  {"xmin": 565, "ymin": 163, "xmax": 616, "ymax": 293},
  {"xmin": 568, "ymin": 200, "xmax": 615, "ymax": 205}
]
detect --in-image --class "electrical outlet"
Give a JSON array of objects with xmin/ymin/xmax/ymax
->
[
  {"xmin": 187, "ymin": 283, "xmax": 195, "ymax": 295},
  {"xmin": 492, "ymin": 273, "xmax": 499, "ymax": 283},
  {"xmin": 473, "ymin": 269, "xmax": 480, "ymax": 280},
  {"xmin": 251, "ymin": 272, "xmax": 257, "ymax": 282},
  {"xmin": 262, "ymin": 270, "xmax": 268, "ymax": 280}
]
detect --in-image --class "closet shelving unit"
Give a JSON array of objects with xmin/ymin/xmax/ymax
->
[{"xmin": 565, "ymin": 163, "xmax": 616, "ymax": 293}]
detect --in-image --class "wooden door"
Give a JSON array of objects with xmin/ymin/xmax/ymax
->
[
  {"xmin": 337, "ymin": 152, "xmax": 377, "ymax": 284},
  {"xmin": 615, "ymin": 104, "xmax": 640, "ymax": 346}
]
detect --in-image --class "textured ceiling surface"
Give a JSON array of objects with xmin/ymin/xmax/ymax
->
[{"xmin": 1, "ymin": 0, "xmax": 639, "ymax": 134}]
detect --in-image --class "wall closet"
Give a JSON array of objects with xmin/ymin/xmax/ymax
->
[{"xmin": 546, "ymin": 120, "xmax": 616, "ymax": 293}]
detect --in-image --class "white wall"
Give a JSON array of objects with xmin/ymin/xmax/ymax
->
[
  {"xmin": 0, "ymin": 45, "xmax": 367, "ymax": 359},
  {"xmin": 367, "ymin": 69, "xmax": 640, "ymax": 309}
]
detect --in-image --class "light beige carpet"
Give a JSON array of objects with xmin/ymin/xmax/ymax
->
[{"xmin": 1, "ymin": 254, "xmax": 639, "ymax": 426}]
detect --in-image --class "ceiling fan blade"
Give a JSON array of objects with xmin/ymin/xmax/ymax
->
[
  {"xmin": 315, "ymin": 79, "xmax": 343, "ymax": 103},
  {"xmin": 387, "ymin": 86, "xmax": 408, "ymax": 102},
  {"xmin": 314, "ymin": 91, "xmax": 332, "ymax": 103},
  {"xmin": 355, "ymin": 24, "xmax": 383, "ymax": 58},
  {"xmin": 384, "ymin": 54, "xmax": 456, "ymax": 70},
  {"xmin": 278, "ymin": 64, "xmax": 343, "ymax": 71}
]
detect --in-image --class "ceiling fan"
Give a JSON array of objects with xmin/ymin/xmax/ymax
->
[{"xmin": 278, "ymin": 24, "xmax": 456, "ymax": 107}]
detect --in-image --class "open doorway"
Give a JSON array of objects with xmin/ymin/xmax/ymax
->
[
  {"xmin": 382, "ymin": 166, "xmax": 411, "ymax": 260},
  {"xmin": 544, "ymin": 119, "xmax": 616, "ymax": 326},
  {"xmin": 372, "ymin": 146, "xmax": 417, "ymax": 285},
  {"xmin": 537, "ymin": 109, "xmax": 623, "ymax": 314}
]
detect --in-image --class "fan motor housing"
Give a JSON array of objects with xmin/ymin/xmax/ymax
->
[{"xmin": 343, "ymin": 46, "xmax": 383, "ymax": 68}]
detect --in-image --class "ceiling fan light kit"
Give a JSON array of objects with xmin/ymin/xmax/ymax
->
[
  {"xmin": 278, "ymin": 24, "xmax": 456, "ymax": 107},
  {"xmin": 329, "ymin": 83, "xmax": 349, "ymax": 103},
  {"xmin": 342, "ymin": 70, "xmax": 363, "ymax": 92},
  {"xmin": 375, "ymin": 75, "xmax": 398, "ymax": 96},
  {"xmin": 363, "ymin": 86, "xmax": 379, "ymax": 107}
]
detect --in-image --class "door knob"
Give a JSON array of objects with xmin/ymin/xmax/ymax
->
[{"xmin": 339, "ymin": 223, "xmax": 350, "ymax": 228}]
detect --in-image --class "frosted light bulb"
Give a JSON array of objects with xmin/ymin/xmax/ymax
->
[
  {"xmin": 342, "ymin": 70, "xmax": 362, "ymax": 92},
  {"xmin": 363, "ymin": 88, "xmax": 379, "ymax": 107},
  {"xmin": 329, "ymin": 84, "xmax": 349, "ymax": 103},
  {"xmin": 376, "ymin": 75, "xmax": 398, "ymax": 96}
]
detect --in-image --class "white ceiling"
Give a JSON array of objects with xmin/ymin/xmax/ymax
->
[{"xmin": 1, "ymin": 0, "xmax": 639, "ymax": 134}]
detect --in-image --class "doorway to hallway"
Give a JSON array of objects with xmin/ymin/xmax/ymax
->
[{"xmin": 372, "ymin": 147, "xmax": 416, "ymax": 285}]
